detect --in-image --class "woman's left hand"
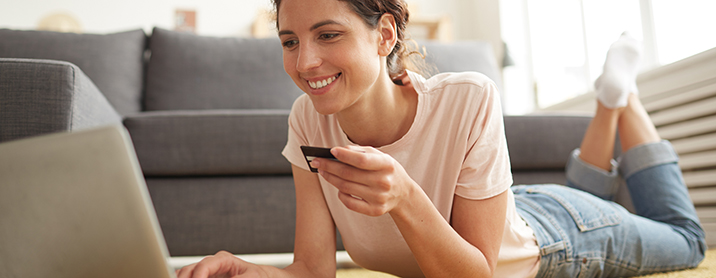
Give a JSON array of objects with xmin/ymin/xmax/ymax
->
[{"xmin": 310, "ymin": 145, "xmax": 418, "ymax": 216}]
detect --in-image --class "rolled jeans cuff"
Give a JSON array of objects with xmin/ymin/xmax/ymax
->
[
  {"xmin": 566, "ymin": 148, "xmax": 621, "ymax": 200},
  {"xmin": 618, "ymin": 140, "xmax": 679, "ymax": 179}
]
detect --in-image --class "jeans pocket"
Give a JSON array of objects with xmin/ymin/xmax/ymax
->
[{"xmin": 526, "ymin": 185, "xmax": 622, "ymax": 232}]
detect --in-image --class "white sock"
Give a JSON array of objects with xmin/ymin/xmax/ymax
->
[{"xmin": 595, "ymin": 33, "xmax": 642, "ymax": 109}]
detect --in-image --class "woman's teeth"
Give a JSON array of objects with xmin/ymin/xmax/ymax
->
[{"xmin": 309, "ymin": 75, "xmax": 338, "ymax": 89}]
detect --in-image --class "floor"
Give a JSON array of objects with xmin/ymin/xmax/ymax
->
[{"xmin": 335, "ymin": 249, "xmax": 716, "ymax": 278}]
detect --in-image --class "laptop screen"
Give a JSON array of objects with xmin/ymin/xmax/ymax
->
[{"xmin": 0, "ymin": 125, "xmax": 175, "ymax": 278}]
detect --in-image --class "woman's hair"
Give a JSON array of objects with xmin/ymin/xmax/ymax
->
[{"xmin": 272, "ymin": 0, "xmax": 430, "ymax": 78}]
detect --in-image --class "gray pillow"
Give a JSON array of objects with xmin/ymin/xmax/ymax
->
[
  {"xmin": 145, "ymin": 27, "xmax": 303, "ymax": 111},
  {"xmin": 0, "ymin": 29, "xmax": 147, "ymax": 116},
  {"xmin": 419, "ymin": 40, "xmax": 503, "ymax": 91}
]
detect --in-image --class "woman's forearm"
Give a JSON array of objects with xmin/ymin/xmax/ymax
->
[
  {"xmin": 389, "ymin": 186, "xmax": 499, "ymax": 277},
  {"xmin": 259, "ymin": 260, "xmax": 335, "ymax": 278}
]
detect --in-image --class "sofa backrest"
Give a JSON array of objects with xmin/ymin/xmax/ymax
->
[
  {"xmin": 0, "ymin": 29, "xmax": 147, "ymax": 116},
  {"xmin": 144, "ymin": 28, "xmax": 304, "ymax": 111},
  {"xmin": 143, "ymin": 27, "xmax": 505, "ymax": 112},
  {"xmin": 504, "ymin": 114, "xmax": 593, "ymax": 186},
  {"xmin": 420, "ymin": 40, "xmax": 503, "ymax": 91}
]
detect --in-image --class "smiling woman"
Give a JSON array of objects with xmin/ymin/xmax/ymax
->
[
  {"xmin": 174, "ymin": 1, "xmax": 706, "ymax": 278},
  {"xmin": 275, "ymin": 0, "xmax": 396, "ymax": 117}
]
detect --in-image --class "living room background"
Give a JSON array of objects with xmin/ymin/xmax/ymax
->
[
  {"xmin": 2, "ymin": 0, "xmax": 714, "ymax": 115},
  {"xmin": 0, "ymin": 0, "xmax": 498, "ymax": 41}
]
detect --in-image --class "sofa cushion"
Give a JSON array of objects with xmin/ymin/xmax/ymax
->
[
  {"xmin": 145, "ymin": 27, "xmax": 303, "ymax": 111},
  {"xmin": 420, "ymin": 40, "xmax": 503, "ymax": 90},
  {"xmin": 0, "ymin": 59, "xmax": 122, "ymax": 142},
  {"xmin": 0, "ymin": 29, "xmax": 146, "ymax": 116},
  {"xmin": 146, "ymin": 176, "xmax": 298, "ymax": 256},
  {"xmin": 504, "ymin": 115, "xmax": 592, "ymax": 170},
  {"xmin": 123, "ymin": 110, "xmax": 292, "ymax": 176}
]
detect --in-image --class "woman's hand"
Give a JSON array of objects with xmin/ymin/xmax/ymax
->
[
  {"xmin": 175, "ymin": 251, "xmax": 266, "ymax": 278},
  {"xmin": 310, "ymin": 145, "xmax": 418, "ymax": 216}
]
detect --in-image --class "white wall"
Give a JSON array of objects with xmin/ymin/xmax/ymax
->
[
  {"xmin": 1, "ymin": 0, "xmax": 500, "ymax": 44},
  {"xmin": 408, "ymin": 0, "xmax": 503, "ymax": 63},
  {"xmin": 0, "ymin": 0, "xmax": 273, "ymax": 37},
  {"xmin": 2, "ymin": 0, "xmax": 515, "ymax": 109}
]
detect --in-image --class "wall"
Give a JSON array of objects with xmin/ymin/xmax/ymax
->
[
  {"xmin": 0, "ymin": 0, "xmax": 273, "ymax": 37},
  {"xmin": 0, "ymin": 0, "xmax": 501, "ymax": 46},
  {"xmin": 408, "ymin": 0, "xmax": 503, "ymax": 65}
]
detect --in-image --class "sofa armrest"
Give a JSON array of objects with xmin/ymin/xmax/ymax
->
[{"xmin": 0, "ymin": 58, "xmax": 122, "ymax": 142}]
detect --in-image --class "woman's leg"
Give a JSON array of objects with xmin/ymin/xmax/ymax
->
[
  {"xmin": 615, "ymin": 92, "xmax": 706, "ymax": 266},
  {"xmin": 583, "ymin": 36, "xmax": 704, "ymax": 257},
  {"xmin": 577, "ymin": 102, "xmax": 622, "ymax": 171},
  {"xmin": 578, "ymin": 91, "xmax": 660, "ymax": 171},
  {"xmin": 577, "ymin": 32, "xmax": 642, "ymax": 171},
  {"xmin": 533, "ymin": 34, "xmax": 706, "ymax": 276},
  {"xmin": 566, "ymin": 34, "xmax": 641, "ymax": 200},
  {"xmin": 567, "ymin": 34, "xmax": 706, "ymax": 274},
  {"xmin": 617, "ymin": 93, "xmax": 660, "ymax": 152}
]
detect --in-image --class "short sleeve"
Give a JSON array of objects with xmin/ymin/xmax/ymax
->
[
  {"xmin": 282, "ymin": 95, "xmax": 312, "ymax": 172},
  {"xmin": 455, "ymin": 81, "xmax": 513, "ymax": 200}
]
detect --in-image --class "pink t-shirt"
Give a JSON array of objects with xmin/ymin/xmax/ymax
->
[{"xmin": 282, "ymin": 71, "xmax": 540, "ymax": 277}]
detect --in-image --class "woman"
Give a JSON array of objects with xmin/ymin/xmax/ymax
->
[{"xmin": 176, "ymin": 0, "xmax": 706, "ymax": 277}]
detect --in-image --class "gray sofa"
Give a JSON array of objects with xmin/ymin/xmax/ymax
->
[{"xmin": 0, "ymin": 27, "xmax": 593, "ymax": 257}]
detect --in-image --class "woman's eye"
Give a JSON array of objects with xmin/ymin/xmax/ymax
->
[
  {"xmin": 319, "ymin": 33, "xmax": 339, "ymax": 40},
  {"xmin": 282, "ymin": 40, "xmax": 298, "ymax": 48}
]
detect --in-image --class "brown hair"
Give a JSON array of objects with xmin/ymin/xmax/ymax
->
[{"xmin": 272, "ymin": 0, "xmax": 429, "ymax": 78}]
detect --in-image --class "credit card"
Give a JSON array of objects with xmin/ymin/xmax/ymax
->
[{"xmin": 300, "ymin": 146, "xmax": 339, "ymax": 173}]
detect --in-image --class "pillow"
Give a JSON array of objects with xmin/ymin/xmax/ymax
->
[
  {"xmin": 145, "ymin": 27, "xmax": 303, "ymax": 111},
  {"xmin": 0, "ymin": 29, "xmax": 147, "ymax": 116},
  {"xmin": 419, "ymin": 40, "xmax": 503, "ymax": 91}
]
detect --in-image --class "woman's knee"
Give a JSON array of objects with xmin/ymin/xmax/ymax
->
[{"xmin": 673, "ymin": 221, "xmax": 707, "ymax": 267}]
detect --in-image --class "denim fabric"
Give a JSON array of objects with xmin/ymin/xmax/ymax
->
[{"xmin": 514, "ymin": 141, "xmax": 707, "ymax": 277}]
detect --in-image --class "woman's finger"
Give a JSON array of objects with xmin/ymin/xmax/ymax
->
[
  {"xmin": 174, "ymin": 251, "xmax": 244, "ymax": 278},
  {"xmin": 314, "ymin": 157, "xmax": 367, "ymax": 184},
  {"xmin": 337, "ymin": 191, "xmax": 385, "ymax": 216},
  {"xmin": 191, "ymin": 251, "xmax": 241, "ymax": 278},
  {"xmin": 175, "ymin": 263, "xmax": 197, "ymax": 278},
  {"xmin": 318, "ymin": 165, "xmax": 371, "ymax": 197},
  {"xmin": 330, "ymin": 146, "xmax": 389, "ymax": 171}
]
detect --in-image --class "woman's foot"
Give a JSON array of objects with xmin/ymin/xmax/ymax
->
[{"xmin": 595, "ymin": 33, "xmax": 642, "ymax": 109}]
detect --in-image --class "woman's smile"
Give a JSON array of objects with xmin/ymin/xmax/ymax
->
[{"xmin": 305, "ymin": 72, "xmax": 342, "ymax": 94}]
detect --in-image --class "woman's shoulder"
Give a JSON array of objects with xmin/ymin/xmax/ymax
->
[
  {"xmin": 289, "ymin": 95, "xmax": 319, "ymax": 123},
  {"xmin": 415, "ymin": 71, "xmax": 500, "ymax": 107},
  {"xmin": 288, "ymin": 94, "xmax": 337, "ymax": 131},
  {"xmin": 423, "ymin": 71, "xmax": 498, "ymax": 92}
]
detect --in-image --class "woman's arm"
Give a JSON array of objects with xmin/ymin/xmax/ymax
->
[
  {"xmin": 392, "ymin": 189, "xmax": 507, "ymax": 277},
  {"xmin": 313, "ymin": 146, "xmax": 507, "ymax": 277},
  {"xmin": 284, "ymin": 164, "xmax": 339, "ymax": 277},
  {"xmin": 176, "ymin": 164, "xmax": 337, "ymax": 278}
]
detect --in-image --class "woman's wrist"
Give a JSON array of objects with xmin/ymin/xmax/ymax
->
[
  {"xmin": 269, "ymin": 261, "xmax": 335, "ymax": 278},
  {"xmin": 389, "ymin": 180, "xmax": 432, "ymax": 223}
]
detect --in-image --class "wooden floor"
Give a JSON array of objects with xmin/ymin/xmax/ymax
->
[{"xmin": 336, "ymin": 249, "xmax": 716, "ymax": 278}]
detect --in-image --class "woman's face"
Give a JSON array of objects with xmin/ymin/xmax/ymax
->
[{"xmin": 278, "ymin": 0, "xmax": 387, "ymax": 115}]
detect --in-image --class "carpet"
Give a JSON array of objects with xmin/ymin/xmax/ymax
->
[{"xmin": 335, "ymin": 249, "xmax": 716, "ymax": 278}]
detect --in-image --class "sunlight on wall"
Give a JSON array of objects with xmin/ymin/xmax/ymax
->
[
  {"xmin": 500, "ymin": 0, "xmax": 716, "ymax": 113},
  {"xmin": 652, "ymin": 0, "xmax": 716, "ymax": 65},
  {"xmin": 0, "ymin": 0, "xmax": 273, "ymax": 37}
]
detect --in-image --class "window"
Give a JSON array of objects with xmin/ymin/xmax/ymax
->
[
  {"xmin": 500, "ymin": 0, "xmax": 716, "ymax": 114},
  {"xmin": 651, "ymin": 0, "xmax": 716, "ymax": 65}
]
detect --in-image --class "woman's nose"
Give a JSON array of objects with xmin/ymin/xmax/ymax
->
[{"xmin": 296, "ymin": 43, "xmax": 321, "ymax": 72}]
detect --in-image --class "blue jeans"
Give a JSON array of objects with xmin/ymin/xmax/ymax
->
[{"xmin": 513, "ymin": 141, "xmax": 707, "ymax": 277}]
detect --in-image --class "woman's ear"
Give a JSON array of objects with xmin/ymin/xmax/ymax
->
[{"xmin": 377, "ymin": 13, "xmax": 398, "ymax": 57}]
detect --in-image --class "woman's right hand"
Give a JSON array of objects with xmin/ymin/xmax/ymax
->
[{"xmin": 175, "ymin": 251, "xmax": 267, "ymax": 278}]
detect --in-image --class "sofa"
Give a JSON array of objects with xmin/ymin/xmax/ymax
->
[{"xmin": 0, "ymin": 27, "xmax": 595, "ymax": 257}]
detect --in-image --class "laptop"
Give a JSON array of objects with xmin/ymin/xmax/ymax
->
[{"xmin": 0, "ymin": 125, "xmax": 176, "ymax": 278}]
